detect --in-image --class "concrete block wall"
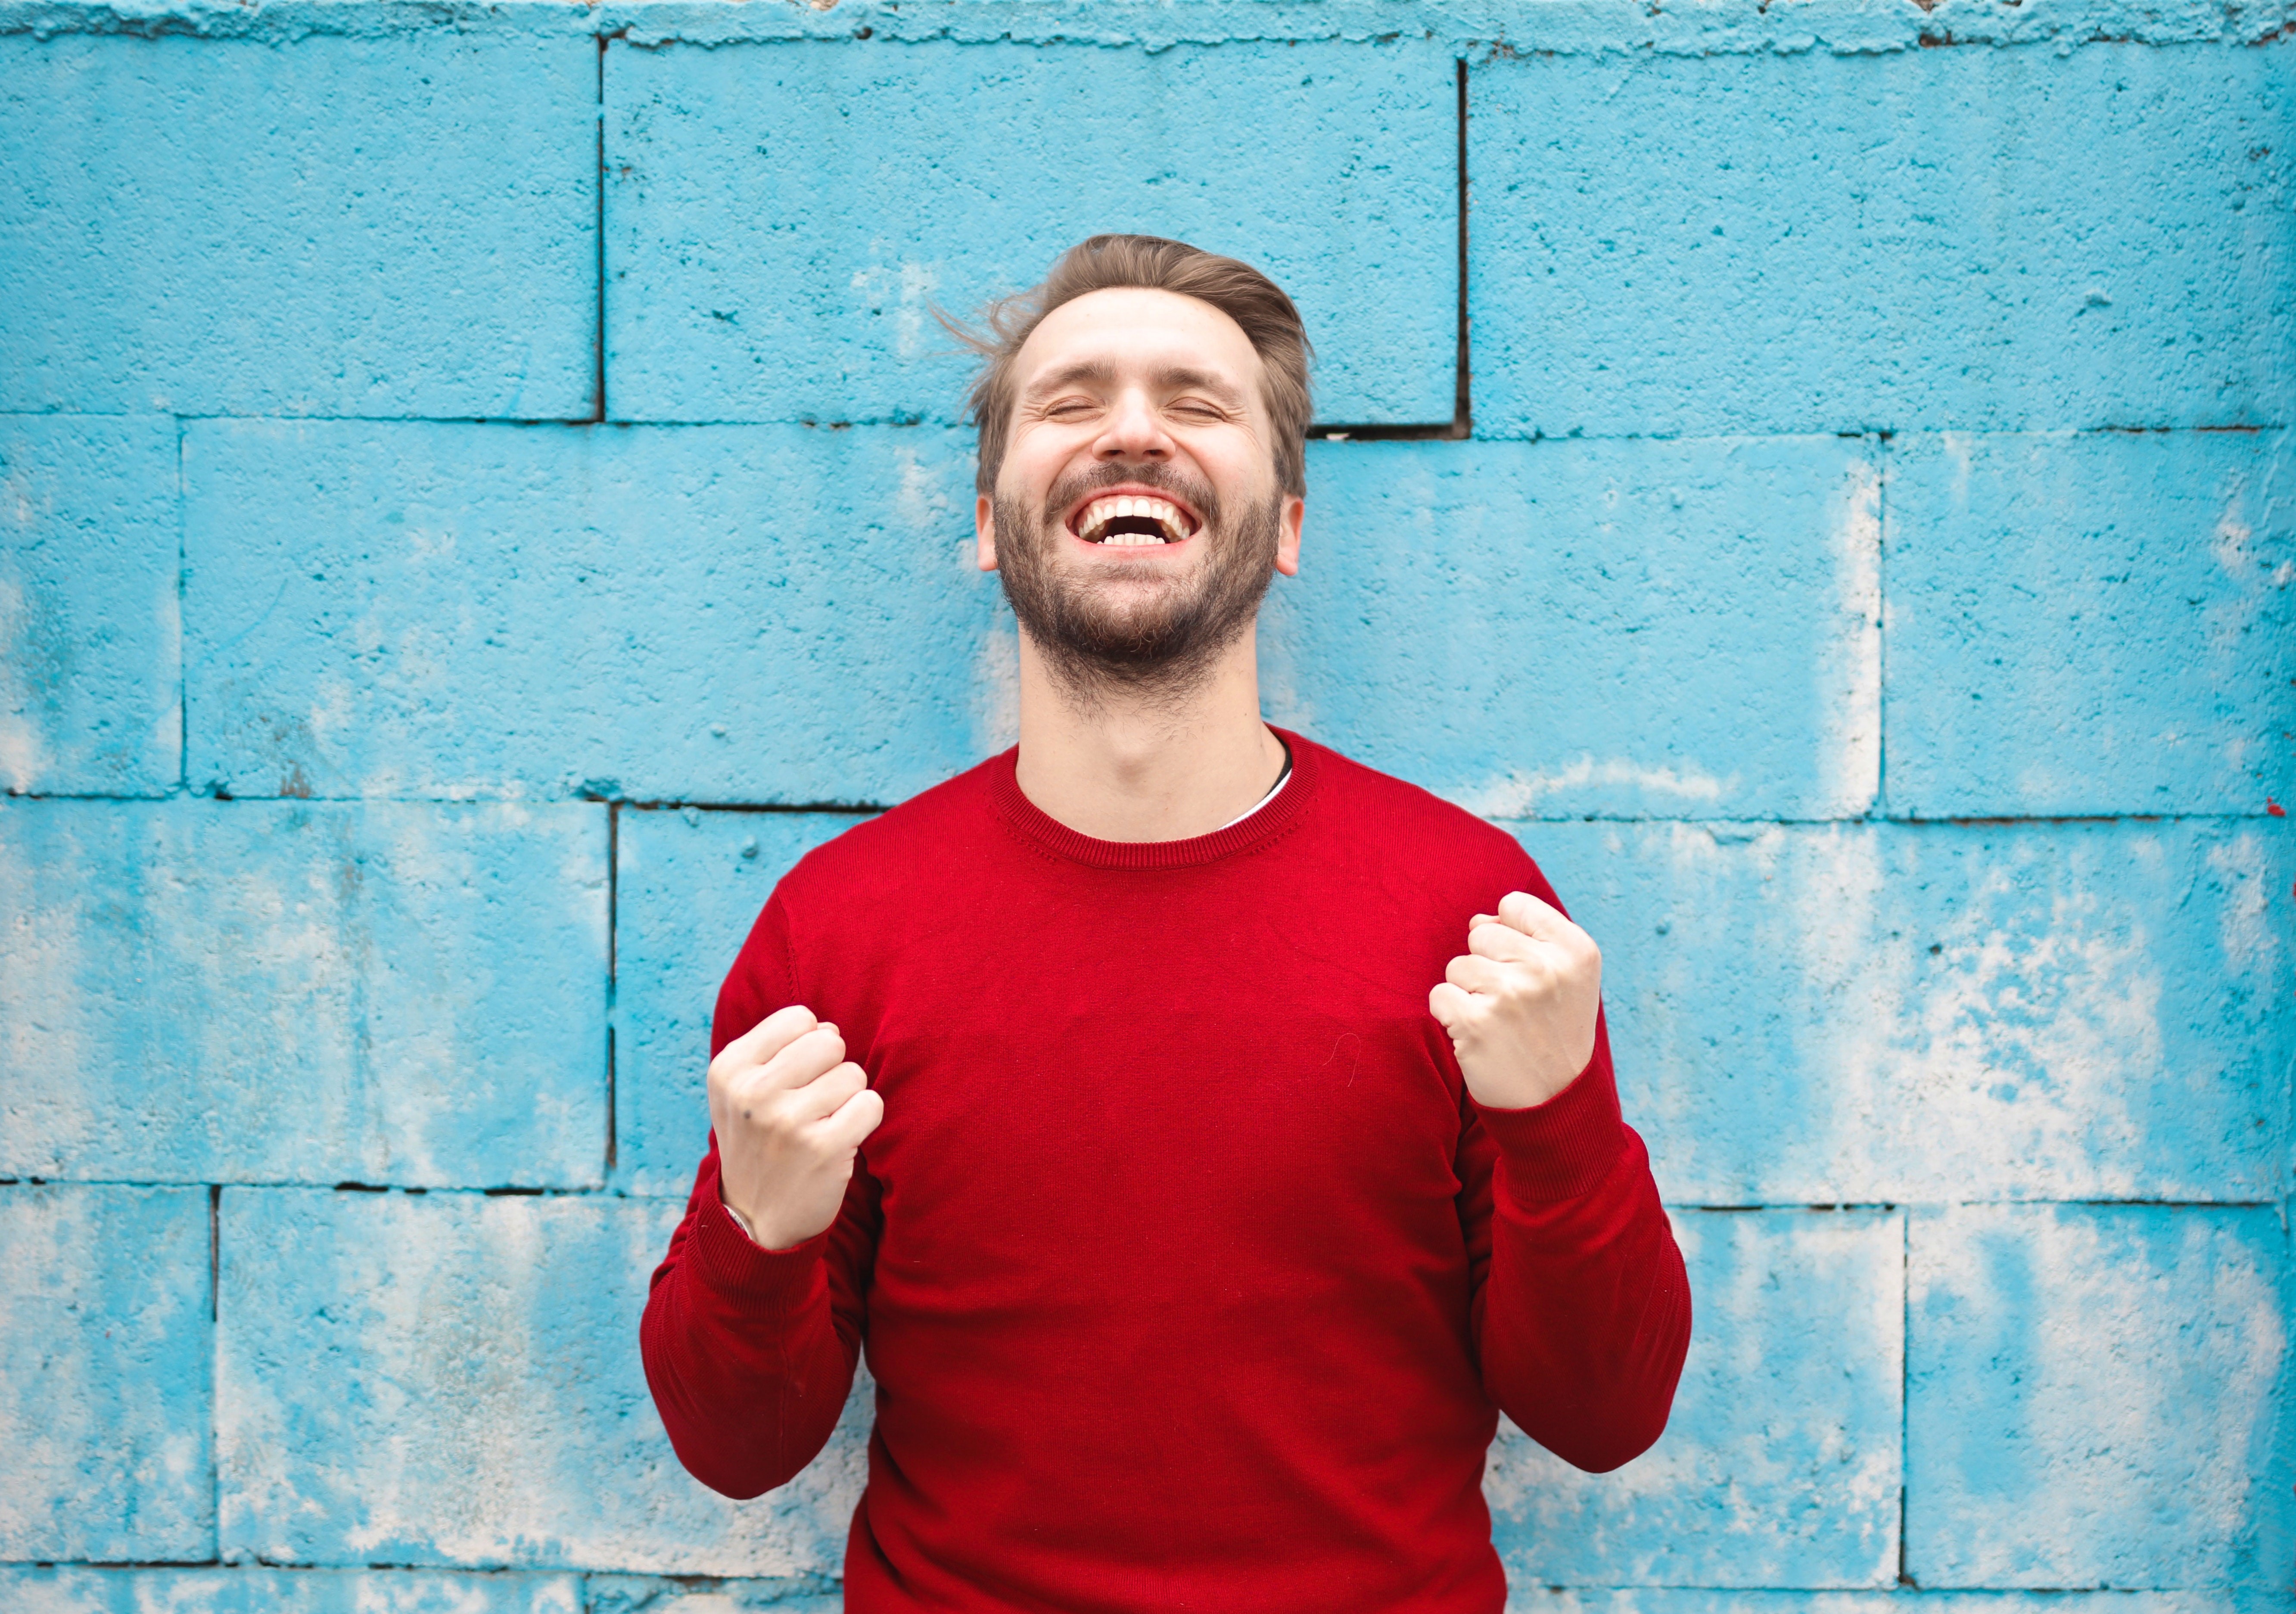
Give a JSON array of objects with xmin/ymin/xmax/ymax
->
[{"xmin": 0, "ymin": 1, "xmax": 2288, "ymax": 1607}]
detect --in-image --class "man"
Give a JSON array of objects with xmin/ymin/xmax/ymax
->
[{"xmin": 641, "ymin": 234, "xmax": 1691, "ymax": 1612}]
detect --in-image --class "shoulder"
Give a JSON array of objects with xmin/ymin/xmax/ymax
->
[
  {"xmin": 772, "ymin": 751, "xmax": 1008, "ymax": 911},
  {"xmin": 1290, "ymin": 734, "xmax": 1584, "ymax": 916},
  {"xmin": 713, "ymin": 753, "xmax": 1009, "ymax": 1040},
  {"xmin": 1300, "ymin": 736, "xmax": 1533, "ymax": 863}
]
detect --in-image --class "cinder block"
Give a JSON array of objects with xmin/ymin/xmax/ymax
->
[
  {"xmin": 615, "ymin": 807, "xmax": 872, "ymax": 1196},
  {"xmin": 606, "ymin": 39, "xmax": 1456, "ymax": 426},
  {"xmin": 1487, "ymin": 1209, "xmax": 1902, "ymax": 1587},
  {"xmin": 0, "ymin": 1185, "xmax": 212, "ymax": 1561},
  {"xmin": 1274, "ymin": 437, "xmax": 1881, "ymax": 819},
  {"xmin": 1471, "ymin": 48, "xmax": 2291, "ymax": 437},
  {"xmin": 1503, "ymin": 1593, "xmax": 2277, "ymax": 1614},
  {"xmin": 1519, "ymin": 819, "xmax": 2291, "ymax": 1205},
  {"xmin": 1907, "ymin": 1204, "xmax": 2292, "ymax": 1587},
  {"xmin": 0, "ymin": 34, "xmax": 594, "ymax": 418},
  {"xmin": 217, "ymin": 1188, "xmax": 871, "ymax": 1574},
  {"xmin": 587, "ymin": 1577, "xmax": 842, "ymax": 1614},
  {"xmin": 1885, "ymin": 430, "xmax": 2293, "ymax": 818},
  {"xmin": 0, "ymin": 1567, "xmax": 581, "ymax": 1614},
  {"xmin": 183, "ymin": 420, "xmax": 1001, "ymax": 805},
  {"xmin": 0, "ymin": 799, "xmax": 607, "ymax": 1186},
  {"xmin": 0, "ymin": 416, "xmax": 179, "ymax": 795}
]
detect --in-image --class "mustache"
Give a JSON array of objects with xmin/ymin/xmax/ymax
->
[{"xmin": 1039, "ymin": 462, "xmax": 1221, "ymax": 535}]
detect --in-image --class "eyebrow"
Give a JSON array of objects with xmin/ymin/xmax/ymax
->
[{"xmin": 1022, "ymin": 361, "xmax": 1249, "ymax": 409}]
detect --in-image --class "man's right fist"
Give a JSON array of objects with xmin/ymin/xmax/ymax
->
[{"xmin": 706, "ymin": 1004, "xmax": 884, "ymax": 1251}]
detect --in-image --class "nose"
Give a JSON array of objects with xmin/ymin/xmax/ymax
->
[{"xmin": 1093, "ymin": 388, "xmax": 1173, "ymax": 463}]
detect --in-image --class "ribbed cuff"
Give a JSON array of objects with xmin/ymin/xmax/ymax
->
[
  {"xmin": 1471, "ymin": 1050, "xmax": 1628, "ymax": 1204},
  {"xmin": 690, "ymin": 1172, "xmax": 829, "ymax": 1319}
]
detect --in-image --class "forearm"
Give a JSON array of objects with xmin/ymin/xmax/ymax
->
[
  {"xmin": 640, "ymin": 1162, "xmax": 859, "ymax": 1499},
  {"xmin": 1472, "ymin": 1060, "xmax": 1692, "ymax": 1473}
]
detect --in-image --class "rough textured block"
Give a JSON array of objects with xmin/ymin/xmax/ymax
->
[
  {"xmin": 1486, "ymin": 1209, "xmax": 1902, "ymax": 1587},
  {"xmin": 0, "ymin": 34, "xmax": 595, "ymax": 418},
  {"xmin": 1885, "ymin": 430, "xmax": 2294, "ymax": 818},
  {"xmin": 0, "ymin": 416, "xmax": 180, "ymax": 795},
  {"xmin": 1269, "ymin": 437, "xmax": 1880, "ymax": 819},
  {"xmin": 615, "ymin": 807, "xmax": 871, "ymax": 1196},
  {"xmin": 0, "ymin": 800, "xmax": 608, "ymax": 1186},
  {"xmin": 1521, "ymin": 819, "xmax": 2291, "ymax": 1204},
  {"xmin": 218, "ymin": 1188, "xmax": 871, "ymax": 1574},
  {"xmin": 184, "ymin": 420, "xmax": 1004, "ymax": 805},
  {"xmin": 1907, "ymin": 1205, "xmax": 2291, "ymax": 1587},
  {"xmin": 1472, "ymin": 48, "xmax": 2291, "ymax": 437},
  {"xmin": 0, "ymin": 1185, "xmax": 212, "ymax": 1561},
  {"xmin": 587, "ymin": 1577, "xmax": 842, "ymax": 1614},
  {"xmin": 0, "ymin": 1567, "xmax": 581, "ymax": 1614},
  {"xmin": 1503, "ymin": 1594, "xmax": 2279, "ymax": 1614},
  {"xmin": 607, "ymin": 39, "xmax": 1456, "ymax": 426}
]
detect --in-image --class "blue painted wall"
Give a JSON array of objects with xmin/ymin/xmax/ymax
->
[{"xmin": 1, "ymin": 2, "xmax": 2290, "ymax": 1608}]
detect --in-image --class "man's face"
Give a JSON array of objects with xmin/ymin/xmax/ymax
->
[{"xmin": 977, "ymin": 286, "xmax": 1305, "ymax": 700}]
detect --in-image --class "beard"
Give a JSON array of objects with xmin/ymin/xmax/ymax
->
[{"xmin": 992, "ymin": 463, "xmax": 1282, "ymax": 708}]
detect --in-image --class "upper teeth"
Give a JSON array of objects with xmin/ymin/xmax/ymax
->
[{"xmin": 1078, "ymin": 495, "xmax": 1192, "ymax": 545}]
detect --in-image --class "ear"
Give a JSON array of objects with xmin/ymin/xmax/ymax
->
[
  {"xmin": 1273, "ymin": 493, "xmax": 1305, "ymax": 578},
  {"xmin": 975, "ymin": 493, "xmax": 999, "ymax": 573}
]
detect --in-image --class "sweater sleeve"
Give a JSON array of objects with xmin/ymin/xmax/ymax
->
[
  {"xmin": 1453, "ymin": 866, "xmax": 1692, "ymax": 1474},
  {"xmin": 639, "ymin": 891, "xmax": 878, "ymax": 1499}
]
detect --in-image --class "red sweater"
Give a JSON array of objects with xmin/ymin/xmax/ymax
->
[{"xmin": 641, "ymin": 734, "xmax": 1690, "ymax": 1612}]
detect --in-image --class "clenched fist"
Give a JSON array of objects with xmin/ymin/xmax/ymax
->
[
  {"xmin": 707, "ymin": 1004, "xmax": 884, "ymax": 1251},
  {"xmin": 1428, "ymin": 890, "xmax": 1603, "ymax": 1110}
]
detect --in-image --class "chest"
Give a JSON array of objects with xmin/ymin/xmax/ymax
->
[{"xmin": 813, "ymin": 874, "xmax": 1475, "ymax": 1290}]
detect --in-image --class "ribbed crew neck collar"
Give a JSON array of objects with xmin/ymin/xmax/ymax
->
[{"xmin": 990, "ymin": 727, "xmax": 1320, "ymax": 871}]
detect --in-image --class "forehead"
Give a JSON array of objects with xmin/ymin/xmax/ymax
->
[{"xmin": 1013, "ymin": 286, "xmax": 1263, "ymax": 397}]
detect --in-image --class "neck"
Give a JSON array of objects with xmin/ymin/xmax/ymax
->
[{"xmin": 1011, "ymin": 625, "xmax": 1286, "ymax": 842}]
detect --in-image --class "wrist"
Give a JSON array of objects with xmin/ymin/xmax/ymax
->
[
  {"xmin": 716, "ymin": 1177, "xmax": 771, "ymax": 1247},
  {"xmin": 1462, "ymin": 1057, "xmax": 1579, "ymax": 1112},
  {"xmin": 721, "ymin": 1197, "xmax": 765, "ymax": 1247}
]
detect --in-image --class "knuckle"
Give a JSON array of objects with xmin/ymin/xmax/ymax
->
[{"xmin": 762, "ymin": 1094, "xmax": 807, "ymax": 1135}]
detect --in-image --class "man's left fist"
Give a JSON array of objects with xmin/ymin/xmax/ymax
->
[{"xmin": 1428, "ymin": 889, "xmax": 1603, "ymax": 1110}]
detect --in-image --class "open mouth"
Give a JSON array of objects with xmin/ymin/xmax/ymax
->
[{"xmin": 1068, "ymin": 493, "xmax": 1200, "ymax": 548}]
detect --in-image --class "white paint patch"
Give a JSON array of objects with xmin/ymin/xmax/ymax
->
[
  {"xmin": 850, "ymin": 256, "xmax": 944, "ymax": 361},
  {"xmin": 1787, "ymin": 827, "xmax": 2165, "ymax": 1200},
  {"xmin": 236, "ymin": 1195, "xmax": 868, "ymax": 1576},
  {"xmin": 0, "ymin": 1186, "xmax": 211, "ymax": 1559},
  {"xmin": 2203, "ymin": 830, "xmax": 2279, "ymax": 976},
  {"xmin": 0, "ymin": 574, "xmax": 46, "ymax": 791},
  {"xmin": 1818, "ymin": 457, "xmax": 1882, "ymax": 815},
  {"xmin": 1484, "ymin": 1210, "xmax": 1902, "ymax": 1587},
  {"xmin": 1910, "ymin": 1205, "xmax": 2287, "ymax": 1584},
  {"xmin": 970, "ymin": 616, "xmax": 1020, "ymax": 755},
  {"xmin": 1462, "ymin": 754, "xmax": 1735, "ymax": 819},
  {"xmin": 0, "ymin": 814, "xmax": 97, "ymax": 1175},
  {"xmin": 1254, "ymin": 605, "xmax": 1316, "ymax": 735},
  {"xmin": 1939, "ymin": 430, "xmax": 1976, "ymax": 506},
  {"xmin": 891, "ymin": 442, "xmax": 954, "ymax": 540}
]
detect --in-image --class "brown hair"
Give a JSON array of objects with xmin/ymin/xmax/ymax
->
[{"xmin": 949, "ymin": 234, "xmax": 1314, "ymax": 498}]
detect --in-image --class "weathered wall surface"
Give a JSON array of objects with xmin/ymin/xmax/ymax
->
[{"xmin": 1, "ymin": 0, "xmax": 2290, "ymax": 1607}]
